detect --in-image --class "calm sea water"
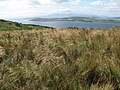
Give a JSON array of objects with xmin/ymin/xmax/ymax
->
[{"xmin": 12, "ymin": 19, "xmax": 120, "ymax": 28}]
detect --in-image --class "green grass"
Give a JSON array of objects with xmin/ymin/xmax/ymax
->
[
  {"xmin": 0, "ymin": 19, "xmax": 53, "ymax": 31},
  {"xmin": 0, "ymin": 27, "xmax": 120, "ymax": 90}
]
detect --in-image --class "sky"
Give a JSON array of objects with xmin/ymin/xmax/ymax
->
[{"xmin": 0, "ymin": 0, "xmax": 120, "ymax": 19}]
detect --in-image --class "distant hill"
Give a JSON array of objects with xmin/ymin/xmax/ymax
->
[
  {"xmin": 42, "ymin": 13, "xmax": 120, "ymax": 20},
  {"xmin": 0, "ymin": 19, "xmax": 52, "ymax": 31},
  {"xmin": 30, "ymin": 17, "xmax": 120, "ymax": 23},
  {"xmin": 41, "ymin": 13, "xmax": 98, "ymax": 18},
  {"xmin": 108, "ymin": 17, "xmax": 120, "ymax": 20}
]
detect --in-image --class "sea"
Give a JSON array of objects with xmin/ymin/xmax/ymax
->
[{"xmin": 11, "ymin": 19, "xmax": 120, "ymax": 29}]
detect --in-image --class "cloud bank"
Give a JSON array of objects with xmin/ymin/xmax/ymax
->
[{"xmin": 0, "ymin": 0, "xmax": 120, "ymax": 19}]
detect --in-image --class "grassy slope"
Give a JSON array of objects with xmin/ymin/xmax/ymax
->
[
  {"xmin": 0, "ymin": 19, "xmax": 52, "ymax": 31},
  {"xmin": 0, "ymin": 27, "xmax": 120, "ymax": 90}
]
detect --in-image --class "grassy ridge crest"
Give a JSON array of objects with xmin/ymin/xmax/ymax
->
[{"xmin": 0, "ymin": 19, "xmax": 53, "ymax": 31}]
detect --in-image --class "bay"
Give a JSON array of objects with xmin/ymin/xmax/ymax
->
[{"xmin": 12, "ymin": 19, "xmax": 120, "ymax": 28}]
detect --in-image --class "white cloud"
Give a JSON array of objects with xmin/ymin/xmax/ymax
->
[
  {"xmin": 30, "ymin": 0, "xmax": 78, "ymax": 5},
  {"xmin": 0, "ymin": 0, "xmax": 120, "ymax": 19},
  {"xmin": 90, "ymin": 0, "xmax": 120, "ymax": 16},
  {"xmin": 0, "ymin": 0, "xmax": 35, "ymax": 18},
  {"xmin": 90, "ymin": 0, "xmax": 120, "ymax": 10},
  {"xmin": 45, "ymin": 0, "xmax": 80, "ymax": 5}
]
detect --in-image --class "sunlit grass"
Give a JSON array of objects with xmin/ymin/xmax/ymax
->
[{"xmin": 0, "ymin": 27, "xmax": 120, "ymax": 90}]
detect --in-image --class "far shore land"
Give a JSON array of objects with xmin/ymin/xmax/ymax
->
[{"xmin": 30, "ymin": 17, "xmax": 120, "ymax": 23}]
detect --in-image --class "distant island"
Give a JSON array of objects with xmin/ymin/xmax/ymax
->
[{"xmin": 30, "ymin": 17, "xmax": 120, "ymax": 23}]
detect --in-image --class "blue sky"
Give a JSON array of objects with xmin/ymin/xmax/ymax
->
[{"xmin": 0, "ymin": 0, "xmax": 120, "ymax": 19}]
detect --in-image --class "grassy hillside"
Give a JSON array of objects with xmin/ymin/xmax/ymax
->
[
  {"xmin": 0, "ymin": 27, "xmax": 120, "ymax": 90},
  {"xmin": 0, "ymin": 19, "xmax": 52, "ymax": 31}
]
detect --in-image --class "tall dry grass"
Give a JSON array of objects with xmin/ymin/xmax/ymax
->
[{"xmin": 0, "ymin": 27, "xmax": 120, "ymax": 90}]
